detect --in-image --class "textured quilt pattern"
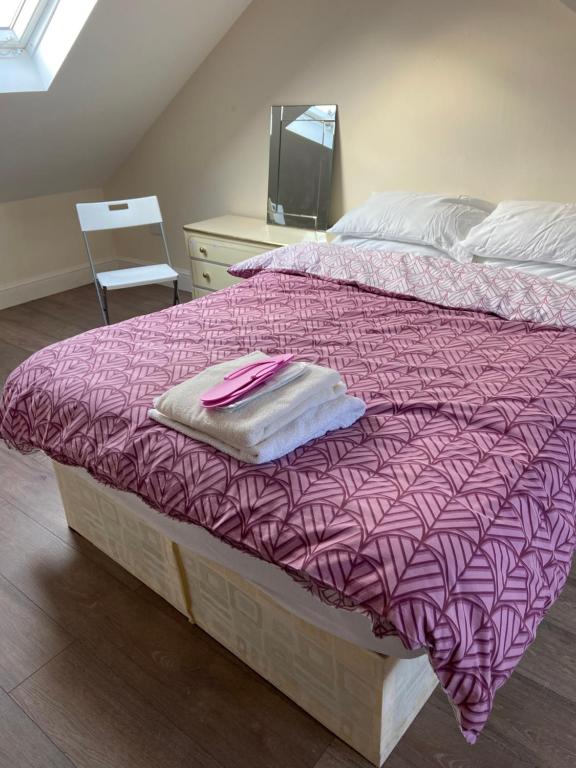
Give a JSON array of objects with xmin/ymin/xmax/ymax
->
[{"xmin": 2, "ymin": 244, "xmax": 576, "ymax": 744}]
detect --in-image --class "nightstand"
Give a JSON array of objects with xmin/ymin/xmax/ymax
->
[{"xmin": 183, "ymin": 215, "xmax": 331, "ymax": 299}]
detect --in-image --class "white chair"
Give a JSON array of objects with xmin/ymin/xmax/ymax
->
[{"xmin": 76, "ymin": 195, "xmax": 180, "ymax": 325}]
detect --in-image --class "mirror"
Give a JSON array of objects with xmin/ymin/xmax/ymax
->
[{"xmin": 267, "ymin": 104, "xmax": 337, "ymax": 231}]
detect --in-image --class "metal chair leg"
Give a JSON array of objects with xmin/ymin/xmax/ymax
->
[
  {"xmin": 101, "ymin": 286, "xmax": 110, "ymax": 325},
  {"xmin": 94, "ymin": 281, "xmax": 110, "ymax": 325},
  {"xmin": 172, "ymin": 280, "xmax": 181, "ymax": 305}
]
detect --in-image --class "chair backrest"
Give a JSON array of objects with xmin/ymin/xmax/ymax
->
[{"xmin": 76, "ymin": 196, "xmax": 163, "ymax": 232}]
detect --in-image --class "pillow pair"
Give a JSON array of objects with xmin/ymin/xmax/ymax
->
[
  {"xmin": 329, "ymin": 192, "xmax": 495, "ymax": 263},
  {"xmin": 331, "ymin": 192, "xmax": 576, "ymax": 270}
]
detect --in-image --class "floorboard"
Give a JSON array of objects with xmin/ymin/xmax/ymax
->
[
  {"xmin": 0, "ymin": 339, "xmax": 30, "ymax": 384},
  {"xmin": 515, "ymin": 618, "xmax": 576, "ymax": 705},
  {"xmin": 78, "ymin": 584, "xmax": 332, "ymax": 768},
  {"xmin": 0, "ymin": 573, "xmax": 73, "ymax": 692},
  {"xmin": 483, "ymin": 672, "xmax": 576, "ymax": 768},
  {"xmin": 391, "ymin": 694, "xmax": 534, "ymax": 768},
  {"xmin": 545, "ymin": 577, "xmax": 576, "ymax": 635},
  {"xmin": 0, "ymin": 446, "xmax": 141, "ymax": 589},
  {"xmin": 0, "ymin": 284, "xmax": 575, "ymax": 768},
  {"xmin": 0, "ymin": 689, "xmax": 75, "ymax": 768},
  {"xmin": 0, "ymin": 495, "xmax": 125, "ymax": 636},
  {"xmin": 0, "ymin": 317, "xmax": 61, "ymax": 354},
  {"xmin": 11, "ymin": 641, "xmax": 221, "ymax": 768}
]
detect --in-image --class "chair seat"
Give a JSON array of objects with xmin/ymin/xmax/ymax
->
[{"xmin": 97, "ymin": 263, "xmax": 179, "ymax": 290}]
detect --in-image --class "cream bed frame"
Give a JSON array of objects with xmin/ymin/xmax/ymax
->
[{"xmin": 53, "ymin": 461, "xmax": 437, "ymax": 766}]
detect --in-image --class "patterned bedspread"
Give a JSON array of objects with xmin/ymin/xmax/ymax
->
[{"xmin": 2, "ymin": 242, "xmax": 576, "ymax": 744}]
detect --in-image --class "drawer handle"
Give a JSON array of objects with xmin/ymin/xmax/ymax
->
[
  {"xmin": 199, "ymin": 247, "xmax": 208, "ymax": 256},
  {"xmin": 202, "ymin": 271, "xmax": 211, "ymax": 282}
]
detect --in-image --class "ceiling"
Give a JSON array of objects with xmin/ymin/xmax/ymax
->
[{"xmin": 0, "ymin": 0, "xmax": 251, "ymax": 203}]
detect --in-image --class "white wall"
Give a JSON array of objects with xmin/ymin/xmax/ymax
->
[
  {"xmin": 105, "ymin": 0, "xmax": 576, "ymax": 272},
  {"xmin": 0, "ymin": 189, "xmax": 117, "ymax": 309}
]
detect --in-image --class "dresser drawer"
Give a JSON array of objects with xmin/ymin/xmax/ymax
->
[
  {"xmin": 188, "ymin": 235, "xmax": 269, "ymax": 266},
  {"xmin": 191, "ymin": 259, "xmax": 241, "ymax": 291}
]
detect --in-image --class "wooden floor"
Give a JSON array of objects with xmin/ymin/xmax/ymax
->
[{"xmin": 0, "ymin": 284, "xmax": 575, "ymax": 768}]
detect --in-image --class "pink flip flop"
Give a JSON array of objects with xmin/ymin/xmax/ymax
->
[{"xmin": 201, "ymin": 354, "xmax": 294, "ymax": 408}]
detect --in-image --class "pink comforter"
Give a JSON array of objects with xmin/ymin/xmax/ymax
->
[{"xmin": 2, "ymin": 243, "xmax": 576, "ymax": 744}]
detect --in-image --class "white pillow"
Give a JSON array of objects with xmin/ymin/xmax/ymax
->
[
  {"xmin": 328, "ymin": 192, "xmax": 494, "ymax": 263},
  {"xmin": 461, "ymin": 200, "xmax": 576, "ymax": 266},
  {"xmin": 332, "ymin": 235, "xmax": 451, "ymax": 259},
  {"xmin": 474, "ymin": 256, "xmax": 576, "ymax": 288}
]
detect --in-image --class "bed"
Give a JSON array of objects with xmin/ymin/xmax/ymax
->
[{"xmin": 2, "ymin": 241, "xmax": 576, "ymax": 764}]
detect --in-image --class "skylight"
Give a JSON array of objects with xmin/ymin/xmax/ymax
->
[
  {"xmin": 0, "ymin": 0, "xmax": 25, "ymax": 27},
  {"xmin": 0, "ymin": 0, "xmax": 97, "ymax": 92},
  {"xmin": 0, "ymin": 0, "xmax": 52, "ymax": 57}
]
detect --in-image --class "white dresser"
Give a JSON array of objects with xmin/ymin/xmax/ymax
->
[{"xmin": 183, "ymin": 215, "xmax": 331, "ymax": 299}]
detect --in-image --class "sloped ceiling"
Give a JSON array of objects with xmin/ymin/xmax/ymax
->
[{"xmin": 0, "ymin": 0, "xmax": 251, "ymax": 203}]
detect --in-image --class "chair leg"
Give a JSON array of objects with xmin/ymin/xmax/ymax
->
[
  {"xmin": 94, "ymin": 281, "xmax": 110, "ymax": 325},
  {"xmin": 101, "ymin": 286, "xmax": 110, "ymax": 325},
  {"xmin": 172, "ymin": 280, "xmax": 181, "ymax": 305}
]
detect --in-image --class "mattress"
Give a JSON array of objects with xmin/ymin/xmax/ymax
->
[{"xmin": 65, "ymin": 464, "xmax": 421, "ymax": 658}]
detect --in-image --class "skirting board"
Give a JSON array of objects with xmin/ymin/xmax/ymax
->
[
  {"xmin": 0, "ymin": 259, "xmax": 120, "ymax": 310},
  {"xmin": 0, "ymin": 259, "xmax": 191, "ymax": 311},
  {"xmin": 52, "ymin": 461, "xmax": 438, "ymax": 766}
]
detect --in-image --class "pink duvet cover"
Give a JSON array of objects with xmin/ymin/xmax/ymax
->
[{"xmin": 2, "ymin": 242, "xmax": 576, "ymax": 744}]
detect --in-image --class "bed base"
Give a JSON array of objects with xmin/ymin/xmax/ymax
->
[{"xmin": 52, "ymin": 461, "xmax": 437, "ymax": 766}]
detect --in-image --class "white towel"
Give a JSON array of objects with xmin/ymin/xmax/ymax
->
[
  {"xmin": 149, "ymin": 394, "xmax": 366, "ymax": 464},
  {"xmin": 153, "ymin": 352, "xmax": 346, "ymax": 449}
]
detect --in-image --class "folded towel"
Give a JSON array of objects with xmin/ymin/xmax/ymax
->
[
  {"xmin": 153, "ymin": 352, "xmax": 346, "ymax": 450},
  {"xmin": 149, "ymin": 394, "xmax": 366, "ymax": 464}
]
